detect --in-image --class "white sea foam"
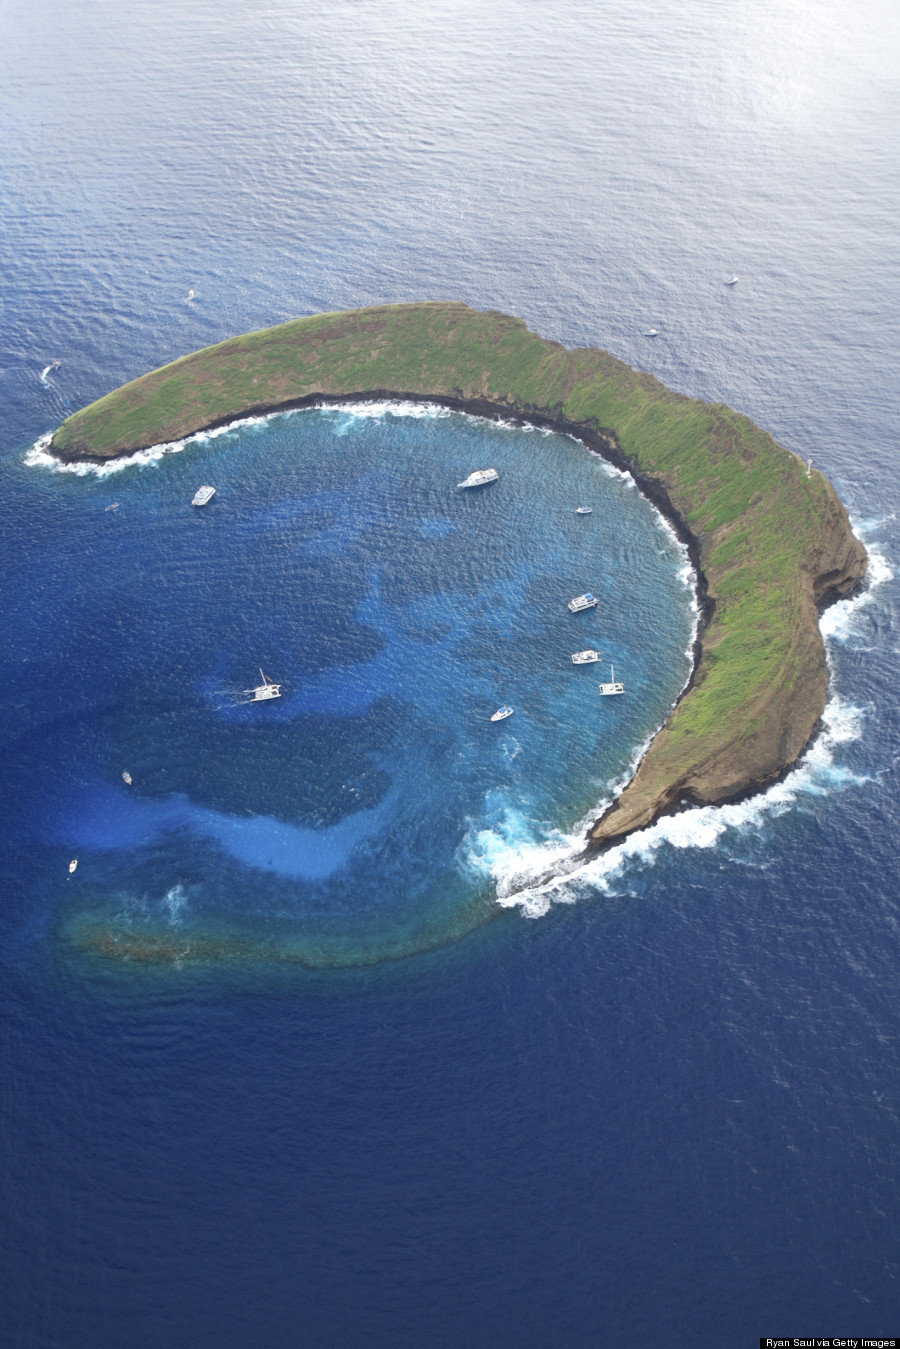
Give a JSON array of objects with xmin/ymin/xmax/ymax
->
[
  {"xmin": 26, "ymin": 431, "xmax": 188, "ymax": 477},
  {"xmin": 322, "ymin": 399, "xmax": 452, "ymax": 421},
  {"xmin": 111, "ymin": 880, "xmax": 190, "ymax": 930},
  {"xmin": 162, "ymin": 883, "xmax": 187, "ymax": 925},
  {"xmin": 24, "ymin": 397, "xmax": 615, "ymax": 477},
  {"xmin": 480, "ymin": 694, "xmax": 869, "ymax": 918},
  {"xmin": 819, "ymin": 527, "xmax": 893, "ymax": 643},
  {"xmin": 585, "ymin": 440, "xmax": 700, "ymax": 623},
  {"xmin": 24, "ymin": 398, "xmax": 480, "ymax": 476},
  {"xmin": 24, "ymin": 411, "xmax": 281, "ymax": 478},
  {"xmin": 472, "ymin": 520, "xmax": 890, "ymax": 918}
]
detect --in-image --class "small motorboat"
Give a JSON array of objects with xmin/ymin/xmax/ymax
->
[
  {"xmin": 643, "ymin": 328, "xmax": 659, "ymax": 337},
  {"xmin": 192, "ymin": 485, "xmax": 216, "ymax": 506},
  {"xmin": 490, "ymin": 706, "xmax": 514, "ymax": 722},
  {"xmin": 574, "ymin": 506, "xmax": 593, "ymax": 515},
  {"xmin": 725, "ymin": 275, "xmax": 739, "ymax": 285},
  {"xmin": 571, "ymin": 649, "xmax": 600, "ymax": 664},
  {"xmin": 105, "ymin": 502, "xmax": 119, "ymax": 511},
  {"xmin": 122, "ymin": 771, "xmax": 132, "ymax": 785},
  {"xmin": 568, "ymin": 593, "xmax": 598, "ymax": 613},
  {"xmin": 457, "ymin": 469, "xmax": 499, "ymax": 488},
  {"xmin": 68, "ymin": 859, "xmax": 78, "ymax": 875},
  {"xmin": 599, "ymin": 665, "xmax": 625, "ymax": 696}
]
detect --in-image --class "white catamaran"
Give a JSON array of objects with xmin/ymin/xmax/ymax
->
[
  {"xmin": 599, "ymin": 665, "xmax": 625, "ymax": 696},
  {"xmin": 457, "ymin": 468, "xmax": 499, "ymax": 488},
  {"xmin": 571, "ymin": 649, "xmax": 600, "ymax": 664},
  {"xmin": 246, "ymin": 669, "xmax": 282, "ymax": 702}
]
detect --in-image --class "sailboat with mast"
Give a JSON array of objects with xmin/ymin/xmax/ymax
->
[
  {"xmin": 246, "ymin": 669, "xmax": 282, "ymax": 702},
  {"xmin": 598, "ymin": 665, "xmax": 624, "ymax": 696}
]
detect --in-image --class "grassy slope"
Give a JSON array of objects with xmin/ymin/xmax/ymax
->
[{"xmin": 51, "ymin": 302, "xmax": 864, "ymax": 839}]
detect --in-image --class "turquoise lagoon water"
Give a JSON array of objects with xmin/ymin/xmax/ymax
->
[{"xmin": 18, "ymin": 403, "xmax": 694, "ymax": 965}]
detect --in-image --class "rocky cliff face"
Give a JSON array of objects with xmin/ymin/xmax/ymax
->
[{"xmin": 587, "ymin": 479, "xmax": 867, "ymax": 847}]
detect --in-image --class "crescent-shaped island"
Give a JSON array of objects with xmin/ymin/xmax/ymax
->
[{"xmin": 48, "ymin": 301, "xmax": 867, "ymax": 854}]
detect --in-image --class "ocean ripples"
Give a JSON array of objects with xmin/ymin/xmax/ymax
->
[
  {"xmin": 13, "ymin": 403, "xmax": 696, "ymax": 962},
  {"xmin": 487, "ymin": 534, "xmax": 890, "ymax": 918}
]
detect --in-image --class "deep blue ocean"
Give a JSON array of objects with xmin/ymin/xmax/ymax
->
[{"xmin": 2, "ymin": 1, "xmax": 899, "ymax": 1345}]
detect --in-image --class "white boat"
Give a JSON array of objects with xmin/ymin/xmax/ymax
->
[
  {"xmin": 571, "ymin": 649, "xmax": 600, "ymax": 664},
  {"xmin": 599, "ymin": 665, "xmax": 625, "ymax": 696},
  {"xmin": 192, "ymin": 485, "xmax": 216, "ymax": 506},
  {"xmin": 725, "ymin": 275, "xmax": 739, "ymax": 285},
  {"xmin": 568, "ymin": 593, "xmax": 598, "ymax": 612},
  {"xmin": 490, "ymin": 705, "xmax": 514, "ymax": 721},
  {"xmin": 574, "ymin": 506, "xmax": 593, "ymax": 515},
  {"xmin": 68, "ymin": 859, "xmax": 78, "ymax": 875},
  {"xmin": 246, "ymin": 669, "xmax": 282, "ymax": 702},
  {"xmin": 457, "ymin": 468, "xmax": 499, "ymax": 488},
  {"xmin": 122, "ymin": 770, "xmax": 132, "ymax": 785},
  {"xmin": 644, "ymin": 328, "xmax": 659, "ymax": 337}
]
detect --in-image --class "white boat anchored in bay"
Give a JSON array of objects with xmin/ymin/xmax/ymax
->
[
  {"xmin": 490, "ymin": 706, "xmax": 514, "ymax": 721},
  {"xmin": 599, "ymin": 665, "xmax": 625, "ymax": 696},
  {"xmin": 192, "ymin": 485, "xmax": 216, "ymax": 506},
  {"xmin": 457, "ymin": 468, "xmax": 499, "ymax": 488},
  {"xmin": 571, "ymin": 649, "xmax": 600, "ymax": 664},
  {"xmin": 568, "ymin": 593, "xmax": 598, "ymax": 612},
  {"xmin": 246, "ymin": 669, "xmax": 282, "ymax": 702}
]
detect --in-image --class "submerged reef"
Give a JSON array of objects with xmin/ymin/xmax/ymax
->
[{"xmin": 50, "ymin": 301, "xmax": 867, "ymax": 851}]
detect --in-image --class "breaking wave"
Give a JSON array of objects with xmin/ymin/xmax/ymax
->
[
  {"xmin": 24, "ymin": 412, "xmax": 282, "ymax": 478},
  {"xmin": 471, "ymin": 527, "xmax": 891, "ymax": 918},
  {"xmin": 25, "ymin": 398, "xmax": 543, "ymax": 476},
  {"xmin": 26, "ymin": 397, "xmax": 650, "ymax": 484}
]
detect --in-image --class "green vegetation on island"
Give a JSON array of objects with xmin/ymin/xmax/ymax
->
[{"xmin": 50, "ymin": 302, "xmax": 867, "ymax": 846}]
